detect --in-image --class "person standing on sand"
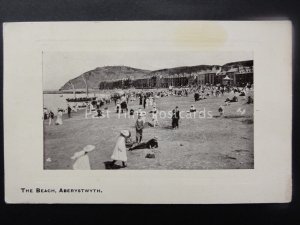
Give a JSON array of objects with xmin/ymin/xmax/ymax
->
[
  {"xmin": 67, "ymin": 105, "xmax": 72, "ymax": 118},
  {"xmin": 143, "ymin": 95, "xmax": 146, "ymax": 109},
  {"xmin": 218, "ymin": 105, "xmax": 224, "ymax": 116},
  {"xmin": 172, "ymin": 106, "xmax": 180, "ymax": 129},
  {"xmin": 48, "ymin": 110, "xmax": 54, "ymax": 125},
  {"xmin": 116, "ymin": 99, "xmax": 121, "ymax": 113},
  {"xmin": 149, "ymin": 96, "xmax": 153, "ymax": 106},
  {"xmin": 135, "ymin": 114, "xmax": 144, "ymax": 143},
  {"xmin": 139, "ymin": 94, "xmax": 143, "ymax": 105},
  {"xmin": 111, "ymin": 130, "xmax": 131, "ymax": 168},
  {"xmin": 55, "ymin": 109, "xmax": 63, "ymax": 125},
  {"xmin": 152, "ymin": 106, "xmax": 159, "ymax": 127}
]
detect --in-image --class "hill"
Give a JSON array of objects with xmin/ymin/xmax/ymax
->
[
  {"xmin": 59, "ymin": 66, "xmax": 151, "ymax": 91},
  {"xmin": 222, "ymin": 60, "xmax": 253, "ymax": 68}
]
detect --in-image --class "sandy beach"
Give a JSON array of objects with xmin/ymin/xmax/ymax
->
[{"xmin": 43, "ymin": 92, "xmax": 254, "ymax": 170}]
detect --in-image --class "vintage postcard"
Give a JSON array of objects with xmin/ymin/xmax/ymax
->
[{"xmin": 4, "ymin": 21, "xmax": 292, "ymax": 203}]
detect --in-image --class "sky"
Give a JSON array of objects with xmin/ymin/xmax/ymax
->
[{"xmin": 43, "ymin": 51, "xmax": 253, "ymax": 90}]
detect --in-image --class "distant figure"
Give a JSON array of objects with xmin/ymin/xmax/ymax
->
[
  {"xmin": 121, "ymin": 101, "xmax": 128, "ymax": 113},
  {"xmin": 92, "ymin": 109, "xmax": 103, "ymax": 118},
  {"xmin": 190, "ymin": 105, "xmax": 196, "ymax": 113},
  {"xmin": 111, "ymin": 130, "xmax": 131, "ymax": 168},
  {"xmin": 152, "ymin": 106, "xmax": 159, "ymax": 127},
  {"xmin": 194, "ymin": 92, "xmax": 200, "ymax": 101},
  {"xmin": 225, "ymin": 96, "xmax": 238, "ymax": 103},
  {"xmin": 220, "ymin": 87, "xmax": 224, "ymax": 95},
  {"xmin": 139, "ymin": 95, "xmax": 143, "ymax": 105},
  {"xmin": 116, "ymin": 99, "xmax": 121, "ymax": 113},
  {"xmin": 232, "ymin": 96, "xmax": 238, "ymax": 102},
  {"xmin": 218, "ymin": 105, "xmax": 224, "ymax": 116},
  {"xmin": 43, "ymin": 108, "xmax": 48, "ymax": 120},
  {"xmin": 96, "ymin": 101, "xmax": 101, "ymax": 109},
  {"xmin": 153, "ymin": 101, "xmax": 156, "ymax": 107},
  {"xmin": 55, "ymin": 109, "xmax": 63, "ymax": 125},
  {"xmin": 129, "ymin": 109, "xmax": 134, "ymax": 116},
  {"xmin": 143, "ymin": 96, "xmax": 146, "ymax": 109},
  {"xmin": 48, "ymin": 110, "xmax": 54, "ymax": 125},
  {"xmin": 172, "ymin": 106, "xmax": 180, "ymax": 129},
  {"xmin": 135, "ymin": 115, "xmax": 144, "ymax": 143},
  {"xmin": 247, "ymin": 96, "xmax": 254, "ymax": 104},
  {"xmin": 67, "ymin": 105, "xmax": 72, "ymax": 118},
  {"xmin": 239, "ymin": 91, "xmax": 246, "ymax": 96},
  {"xmin": 149, "ymin": 96, "xmax": 153, "ymax": 106},
  {"xmin": 73, "ymin": 104, "xmax": 78, "ymax": 112}
]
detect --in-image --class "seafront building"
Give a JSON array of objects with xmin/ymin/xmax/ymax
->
[{"xmin": 98, "ymin": 63, "xmax": 253, "ymax": 89}]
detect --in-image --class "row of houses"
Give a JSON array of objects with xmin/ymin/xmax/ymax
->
[{"xmin": 98, "ymin": 65, "xmax": 253, "ymax": 89}]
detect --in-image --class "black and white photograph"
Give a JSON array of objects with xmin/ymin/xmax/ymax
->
[{"xmin": 43, "ymin": 51, "xmax": 254, "ymax": 170}]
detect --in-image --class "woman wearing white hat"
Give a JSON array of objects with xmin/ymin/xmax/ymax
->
[
  {"xmin": 152, "ymin": 106, "xmax": 159, "ymax": 127},
  {"xmin": 55, "ymin": 109, "xmax": 63, "ymax": 125},
  {"xmin": 111, "ymin": 130, "xmax": 131, "ymax": 168},
  {"xmin": 71, "ymin": 145, "xmax": 95, "ymax": 170}
]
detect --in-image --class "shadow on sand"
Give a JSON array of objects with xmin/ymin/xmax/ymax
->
[
  {"xmin": 104, "ymin": 161, "xmax": 123, "ymax": 169},
  {"xmin": 161, "ymin": 125, "xmax": 174, "ymax": 130},
  {"xmin": 224, "ymin": 115, "xmax": 247, "ymax": 119}
]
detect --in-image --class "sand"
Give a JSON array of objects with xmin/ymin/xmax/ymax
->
[{"xmin": 44, "ymin": 92, "xmax": 254, "ymax": 170}]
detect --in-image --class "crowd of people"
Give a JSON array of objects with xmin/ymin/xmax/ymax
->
[{"xmin": 44, "ymin": 83, "xmax": 254, "ymax": 169}]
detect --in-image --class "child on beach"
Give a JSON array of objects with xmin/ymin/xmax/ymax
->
[
  {"xmin": 55, "ymin": 109, "xmax": 63, "ymax": 125},
  {"xmin": 111, "ymin": 130, "xmax": 131, "ymax": 168},
  {"xmin": 218, "ymin": 105, "xmax": 224, "ymax": 116},
  {"xmin": 152, "ymin": 106, "xmax": 159, "ymax": 127},
  {"xmin": 48, "ymin": 110, "xmax": 54, "ymax": 125},
  {"xmin": 190, "ymin": 105, "xmax": 196, "ymax": 112},
  {"xmin": 116, "ymin": 99, "xmax": 121, "ymax": 113}
]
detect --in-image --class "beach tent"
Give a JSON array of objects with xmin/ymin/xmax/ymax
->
[
  {"xmin": 223, "ymin": 75, "xmax": 233, "ymax": 80},
  {"xmin": 223, "ymin": 75, "xmax": 233, "ymax": 85}
]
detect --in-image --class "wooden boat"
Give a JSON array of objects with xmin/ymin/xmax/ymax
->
[{"xmin": 66, "ymin": 97, "xmax": 96, "ymax": 102}]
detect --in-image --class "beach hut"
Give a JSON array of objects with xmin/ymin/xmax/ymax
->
[{"xmin": 223, "ymin": 75, "xmax": 233, "ymax": 85}]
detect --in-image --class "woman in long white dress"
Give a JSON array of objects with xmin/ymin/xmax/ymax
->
[
  {"xmin": 71, "ymin": 145, "xmax": 95, "ymax": 170},
  {"xmin": 55, "ymin": 109, "xmax": 63, "ymax": 125},
  {"xmin": 111, "ymin": 130, "xmax": 131, "ymax": 168},
  {"xmin": 152, "ymin": 106, "xmax": 159, "ymax": 127},
  {"xmin": 149, "ymin": 96, "xmax": 153, "ymax": 106}
]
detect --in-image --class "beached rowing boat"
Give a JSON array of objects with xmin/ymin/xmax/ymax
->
[{"xmin": 66, "ymin": 97, "xmax": 97, "ymax": 102}]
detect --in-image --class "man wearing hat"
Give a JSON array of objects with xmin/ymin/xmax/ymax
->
[
  {"xmin": 135, "ymin": 115, "xmax": 144, "ymax": 143},
  {"xmin": 172, "ymin": 106, "xmax": 180, "ymax": 129}
]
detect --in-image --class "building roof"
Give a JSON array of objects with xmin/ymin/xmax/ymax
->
[{"xmin": 227, "ymin": 68, "xmax": 238, "ymax": 73}]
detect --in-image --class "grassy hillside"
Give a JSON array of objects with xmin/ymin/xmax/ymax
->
[{"xmin": 59, "ymin": 66, "xmax": 151, "ymax": 91}]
